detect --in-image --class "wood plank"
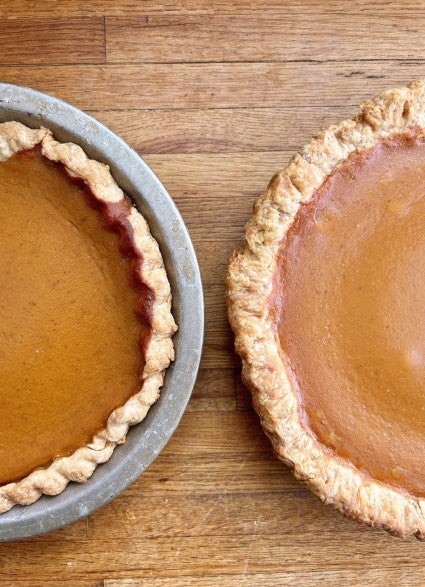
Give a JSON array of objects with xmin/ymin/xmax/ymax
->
[
  {"xmin": 143, "ymin": 152, "xmax": 288, "ymax": 240},
  {"xmin": 1, "ymin": 532, "xmax": 423, "ymax": 579},
  {"xmin": 172, "ymin": 195, "xmax": 251, "ymax": 239},
  {"xmin": 158, "ymin": 411, "xmax": 268, "ymax": 456},
  {"xmin": 2, "ymin": 62, "xmax": 425, "ymax": 111},
  {"xmin": 126, "ymin": 452, "xmax": 296, "ymax": 496},
  {"xmin": 200, "ymin": 282, "xmax": 239, "ymax": 371},
  {"xmin": 191, "ymin": 247, "xmax": 237, "ymax": 372},
  {"xmin": 192, "ymin": 368, "xmax": 235, "ymax": 399},
  {"xmin": 187, "ymin": 397, "xmax": 235, "ymax": 412},
  {"xmin": 92, "ymin": 107, "xmax": 353, "ymax": 154},
  {"xmin": 194, "ymin": 240, "xmax": 235, "ymax": 286},
  {"xmin": 0, "ymin": 582, "xmax": 99, "ymax": 587},
  {"xmin": 204, "ymin": 285, "xmax": 228, "ymax": 334},
  {"xmin": 143, "ymin": 151, "xmax": 288, "ymax": 200},
  {"xmin": 200, "ymin": 331, "xmax": 237, "ymax": 370},
  {"xmin": 106, "ymin": 14, "xmax": 425, "ymax": 63},
  {"xmin": 0, "ymin": 1, "xmax": 422, "ymax": 18},
  {"xmin": 197, "ymin": 261, "xmax": 246, "ymax": 373},
  {"xmin": 0, "ymin": 19, "xmax": 105, "ymax": 64},
  {"xmin": 104, "ymin": 569, "xmax": 425, "ymax": 587},
  {"xmin": 88, "ymin": 491, "xmax": 351, "ymax": 541}
]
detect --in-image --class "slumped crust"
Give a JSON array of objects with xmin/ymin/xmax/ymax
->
[
  {"xmin": 0, "ymin": 121, "xmax": 177, "ymax": 513},
  {"xmin": 227, "ymin": 80, "xmax": 425, "ymax": 538}
]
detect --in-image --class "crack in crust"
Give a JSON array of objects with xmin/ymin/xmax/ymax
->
[
  {"xmin": 227, "ymin": 80, "xmax": 425, "ymax": 539},
  {"xmin": 0, "ymin": 122, "xmax": 177, "ymax": 513}
]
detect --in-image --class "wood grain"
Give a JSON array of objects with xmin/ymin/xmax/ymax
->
[
  {"xmin": 104, "ymin": 570, "xmax": 425, "ymax": 587},
  {"xmin": 0, "ymin": 1, "xmax": 423, "ymax": 17},
  {"xmin": 3, "ymin": 532, "xmax": 425, "ymax": 580},
  {"xmin": 132, "ymin": 453, "xmax": 295, "ymax": 495},
  {"xmin": 192, "ymin": 368, "xmax": 235, "ymax": 398},
  {"xmin": 2, "ymin": 62, "xmax": 425, "ymax": 111},
  {"xmin": 1, "ymin": 583, "xmax": 98, "ymax": 587},
  {"xmin": 2, "ymin": 1, "xmax": 425, "ymax": 586},
  {"xmin": 92, "ymin": 107, "xmax": 354, "ymax": 154},
  {"xmin": 106, "ymin": 14, "xmax": 425, "ymax": 63},
  {"xmin": 0, "ymin": 19, "xmax": 105, "ymax": 64}
]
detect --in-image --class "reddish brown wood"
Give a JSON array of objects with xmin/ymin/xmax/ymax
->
[{"xmin": 0, "ymin": 19, "xmax": 105, "ymax": 64}]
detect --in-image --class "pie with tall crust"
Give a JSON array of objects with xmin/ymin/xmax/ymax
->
[
  {"xmin": 227, "ymin": 80, "xmax": 425, "ymax": 538},
  {"xmin": 0, "ymin": 121, "xmax": 176, "ymax": 513}
]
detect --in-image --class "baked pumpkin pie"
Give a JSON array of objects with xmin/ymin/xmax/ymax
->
[
  {"xmin": 228, "ymin": 80, "xmax": 425, "ymax": 538},
  {"xmin": 0, "ymin": 121, "xmax": 176, "ymax": 513}
]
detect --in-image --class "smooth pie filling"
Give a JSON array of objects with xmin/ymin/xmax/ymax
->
[
  {"xmin": 0, "ymin": 148, "xmax": 152, "ymax": 484},
  {"xmin": 273, "ymin": 130, "xmax": 425, "ymax": 498}
]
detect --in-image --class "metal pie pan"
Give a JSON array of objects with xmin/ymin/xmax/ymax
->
[{"xmin": 0, "ymin": 83, "xmax": 204, "ymax": 541}]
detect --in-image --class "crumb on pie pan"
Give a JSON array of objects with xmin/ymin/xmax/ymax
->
[{"xmin": 0, "ymin": 83, "xmax": 204, "ymax": 541}]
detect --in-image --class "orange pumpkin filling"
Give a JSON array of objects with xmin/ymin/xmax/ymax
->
[
  {"xmin": 273, "ymin": 130, "xmax": 425, "ymax": 498},
  {"xmin": 0, "ymin": 148, "xmax": 152, "ymax": 485}
]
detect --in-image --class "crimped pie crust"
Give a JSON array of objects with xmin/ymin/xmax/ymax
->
[
  {"xmin": 0, "ymin": 121, "xmax": 177, "ymax": 513},
  {"xmin": 227, "ymin": 80, "xmax": 425, "ymax": 538}
]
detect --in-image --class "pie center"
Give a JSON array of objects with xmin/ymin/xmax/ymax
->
[
  {"xmin": 0, "ymin": 148, "xmax": 150, "ymax": 485},
  {"xmin": 273, "ymin": 130, "xmax": 425, "ymax": 497}
]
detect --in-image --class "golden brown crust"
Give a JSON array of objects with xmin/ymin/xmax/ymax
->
[
  {"xmin": 0, "ymin": 122, "xmax": 177, "ymax": 513},
  {"xmin": 227, "ymin": 80, "xmax": 425, "ymax": 539}
]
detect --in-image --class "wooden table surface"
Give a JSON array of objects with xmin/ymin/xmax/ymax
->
[{"xmin": 2, "ymin": 1, "xmax": 425, "ymax": 585}]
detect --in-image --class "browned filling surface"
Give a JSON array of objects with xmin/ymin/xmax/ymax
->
[
  {"xmin": 0, "ymin": 148, "xmax": 151, "ymax": 484},
  {"xmin": 272, "ymin": 130, "xmax": 425, "ymax": 498}
]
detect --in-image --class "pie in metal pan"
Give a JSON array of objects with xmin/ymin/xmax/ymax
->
[{"xmin": 0, "ymin": 120, "xmax": 177, "ymax": 514}]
